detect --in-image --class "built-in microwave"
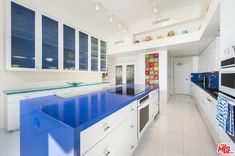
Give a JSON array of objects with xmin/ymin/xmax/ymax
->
[{"xmin": 220, "ymin": 67, "xmax": 235, "ymax": 98}]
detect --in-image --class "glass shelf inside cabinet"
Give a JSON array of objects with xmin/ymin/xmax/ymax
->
[
  {"xmin": 11, "ymin": 2, "xmax": 35, "ymax": 68},
  {"xmin": 42, "ymin": 15, "xmax": 59, "ymax": 70},
  {"xmin": 63, "ymin": 25, "xmax": 75, "ymax": 70},
  {"xmin": 79, "ymin": 32, "xmax": 88, "ymax": 71},
  {"xmin": 91, "ymin": 37, "xmax": 98, "ymax": 71},
  {"xmin": 100, "ymin": 41, "xmax": 106, "ymax": 71}
]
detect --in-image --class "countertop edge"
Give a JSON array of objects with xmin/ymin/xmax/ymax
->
[{"xmin": 191, "ymin": 82, "xmax": 218, "ymax": 100}]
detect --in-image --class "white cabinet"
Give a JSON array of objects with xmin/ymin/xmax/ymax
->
[
  {"xmin": 5, "ymin": 1, "xmax": 107, "ymax": 72},
  {"xmin": 83, "ymin": 112, "xmax": 137, "ymax": 156},
  {"xmin": 191, "ymin": 83, "xmax": 219, "ymax": 143},
  {"xmin": 149, "ymin": 89, "xmax": 159, "ymax": 121},
  {"xmin": 80, "ymin": 101, "xmax": 137, "ymax": 155},
  {"xmin": 198, "ymin": 37, "xmax": 220, "ymax": 72}
]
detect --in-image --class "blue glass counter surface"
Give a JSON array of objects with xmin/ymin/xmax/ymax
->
[
  {"xmin": 20, "ymin": 85, "xmax": 158, "ymax": 156},
  {"xmin": 21, "ymin": 85, "xmax": 157, "ymax": 130}
]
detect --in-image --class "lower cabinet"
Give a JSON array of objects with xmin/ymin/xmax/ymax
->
[
  {"xmin": 149, "ymin": 89, "xmax": 159, "ymax": 122},
  {"xmin": 191, "ymin": 83, "xmax": 219, "ymax": 143},
  {"xmin": 83, "ymin": 112, "xmax": 137, "ymax": 156}
]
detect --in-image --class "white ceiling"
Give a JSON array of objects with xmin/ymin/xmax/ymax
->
[{"xmin": 38, "ymin": 0, "xmax": 204, "ymax": 39}]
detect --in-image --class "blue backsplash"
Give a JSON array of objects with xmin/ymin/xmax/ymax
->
[{"xmin": 191, "ymin": 71, "xmax": 219, "ymax": 90}]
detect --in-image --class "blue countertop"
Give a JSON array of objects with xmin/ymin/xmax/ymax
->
[{"xmin": 21, "ymin": 84, "xmax": 158, "ymax": 131}]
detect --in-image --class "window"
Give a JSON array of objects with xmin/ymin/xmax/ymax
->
[
  {"xmin": 63, "ymin": 25, "xmax": 75, "ymax": 70},
  {"xmin": 11, "ymin": 2, "xmax": 35, "ymax": 68},
  {"xmin": 79, "ymin": 32, "xmax": 88, "ymax": 71},
  {"xmin": 42, "ymin": 15, "xmax": 58, "ymax": 69},
  {"xmin": 91, "ymin": 37, "xmax": 98, "ymax": 71},
  {"xmin": 100, "ymin": 41, "xmax": 106, "ymax": 71}
]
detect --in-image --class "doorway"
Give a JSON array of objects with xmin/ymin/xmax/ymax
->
[
  {"xmin": 174, "ymin": 57, "xmax": 192, "ymax": 95},
  {"xmin": 115, "ymin": 63, "xmax": 136, "ymax": 85}
]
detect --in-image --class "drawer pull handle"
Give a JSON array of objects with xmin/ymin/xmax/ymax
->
[
  {"xmin": 104, "ymin": 126, "xmax": 110, "ymax": 131},
  {"xmin": 130, "ymin": 145, "xmax": 135, "ymax": 149},
  {"xmin": 104, "ymin": 150, "xmax": 111, "ymax": 156},
  {"xmin": 131, "ymin": 108, "xmax": 135, "ymax": 111},
  {"xmin": 131, "ymin": 125, "xmax": 135, "ymax": 128}
]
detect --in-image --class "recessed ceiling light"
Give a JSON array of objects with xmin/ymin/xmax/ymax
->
[
  {"xmin": 154, "ymin": 8, "xmax": 158, "ymax": 13},
  {"xmin": 95, "ymin": 2, "xmax": 100, "ymax": 11},
  {"xmin": 109, "ymin": 14, "xmax": 113, "ymax": 22},
  {"xmin": 118, "ymin": 23, "xmax": 122, "ymax": 28}
]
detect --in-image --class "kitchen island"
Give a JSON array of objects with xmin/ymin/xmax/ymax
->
[{"xmin": 20, "ymin": 85, "xmax": 159, "ymax": 156}]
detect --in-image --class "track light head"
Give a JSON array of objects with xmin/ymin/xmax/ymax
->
[{"xmin": 95, "ymin": 2, "xmax": 100, "ymax": 11}]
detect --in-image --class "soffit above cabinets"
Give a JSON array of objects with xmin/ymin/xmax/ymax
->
[{"xmin": 23, "ymin": 0, "xmax": 206, "ymax": 39}]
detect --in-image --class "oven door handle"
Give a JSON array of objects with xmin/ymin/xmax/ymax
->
[{"xmin": 138, "ymin": 100, "xmax": 150, "ymax": 109}]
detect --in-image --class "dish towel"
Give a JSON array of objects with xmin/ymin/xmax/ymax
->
[
  {"xmin": 217, "ymin": 95, "xmax": 235, "ymax": 136},
  {"xmin": 216, "ymin": 96, "xmax": 229, "ymax": 131},
  {"xmin": 226, "ymin": 104, "xmax": 234, "ymax": 136}
]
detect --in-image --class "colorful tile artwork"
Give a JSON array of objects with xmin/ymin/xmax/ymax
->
[{"xmin": 145, "ymin": 53, "xmax": 159, "ymax": 88}]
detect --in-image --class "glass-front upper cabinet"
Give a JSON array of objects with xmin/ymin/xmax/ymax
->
[
  {"xmin": 79, "ymin": 32, "xmax": 88, "ymax": 71},
  {"xmin": 91, "ymin": 37, "xmax": 98, "ymax": 71},
  {"xmin": 42, "ymin": 15, "xmax": 59, "ymax": 70},
  {"xmin": 11, "ymin": 2, "xmax": 35, "ymax": 69},
  {"xmin": 63, "ymin": 25, "xmax": 75, "ymax": 70},
  {"xmin": 100, "ymin": 41, "xmax": 107, "ymax": 71}
]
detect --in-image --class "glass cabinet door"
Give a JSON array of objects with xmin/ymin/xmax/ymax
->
[
  {"xmin": 100, "ymin": 41, "xmax": 107, "ymax": 71},
  {"xmin": 63, "ymin": 25, "xmax": 75, "ymax": 70},
  {"xmin": 11, "ymin": 2, "xmax": 35, "ymax": 68},
  {"xmin": 42, "ymin": 15, "xmax": 58, "ymax": 70},
  {"xmin": 91, "ymin": 37, "xmax": 98, "ymax": 71},
  {"xmin": 79, "ymin": 32, "xmax": 88, "ymax": 71}
]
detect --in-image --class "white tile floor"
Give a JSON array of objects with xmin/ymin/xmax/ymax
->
[
  {"xmin": 133, "ymin": 95, "xmax": 218, "ymax": 156},
  {"xmin": 0, "ymin": 95, "xmax": 217, "ymax": 156}
]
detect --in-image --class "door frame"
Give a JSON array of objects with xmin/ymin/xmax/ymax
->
[{"xmin": 115, "ymin": 62, "xmax": 137, "ymax": 85}]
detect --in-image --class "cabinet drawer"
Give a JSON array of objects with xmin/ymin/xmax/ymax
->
[
  {"xmin": 80, "ymin": 101, "xmax": 137, "ymax": 155},
  {"xmin": 83, "ymin": 112, "xmax": 137, "ymax": 156}
]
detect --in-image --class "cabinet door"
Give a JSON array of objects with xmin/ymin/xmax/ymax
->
[
  {"xmin": 100, "ymin": 41, "xmax": 107, "ymax": 72},
  {"xmin": 11, "ymin": 2, "xmax": 35, "ymax": 69},
  {"xmin": 79, "ymin": 32, "xmax": 88, "ymax": 71},
  {"xmin": 84, "ymin": 113, "xmax": 137, "ymax": 156},
  {"xmin": 63, "ymin": 25, "xmax": 75, "ymax": 70},
  {"xmin": 42, "ymin": 15, "xmax": 59, "ymax": 70},
  {"xmin": 91, "ymin": 37, "xmax": 98, "ymax": 71}
]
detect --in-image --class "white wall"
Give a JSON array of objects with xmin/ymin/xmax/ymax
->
[
  {"xmin": 108, "ymin": 50, "xmax": 169, "ymax": 106},
  {"xmin": 198, "ymin": 37, "xmax": 220, "ymax": 72},
  {"xmin": 0, "ymin": 0, "xmax": 102, "ymax": 129}
]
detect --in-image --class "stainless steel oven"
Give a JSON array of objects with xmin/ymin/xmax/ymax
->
[
  {"xmin": 138, "ymin": 94, "xmax": 150, "ymax": 139},
  {"xmin": 220, "ymin": 46, "xmax": 235, "ymax": 97}
]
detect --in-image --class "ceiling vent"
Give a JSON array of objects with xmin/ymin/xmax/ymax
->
[
  {"xmin": 152, "ymin": 18, "xmax": 170, "ymax": 25},
  {"xmin": 114, "ymin": 40, "xmax": 124, "ymax": 45}
]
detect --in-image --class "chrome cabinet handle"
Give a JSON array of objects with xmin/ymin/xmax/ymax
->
[
  {"xmin": 207, "ymin": 98, "xmax": 211, "ymax": 102},
  {"xmin": 130, "ymin": 145, "xmax": 135, "ymax": 149},
  {"xmin": 104, "ymin": 149, "xmax": 111, "ymax": 156},
  {"xmin": 104, "ymin": 126, "xmax": 110, "ymax": 131},
  {"xmin": 131, "ymin": 124, "xmax": 135, "ymax": 128},
  {"xmin": 130, "ymin": 108, "xmax": 135, "ymax": 111}
]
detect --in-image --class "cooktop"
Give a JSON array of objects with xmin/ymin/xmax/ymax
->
[{"xmin": 110, "ymin": 86, "xmax": 145, "ymax": 96}]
